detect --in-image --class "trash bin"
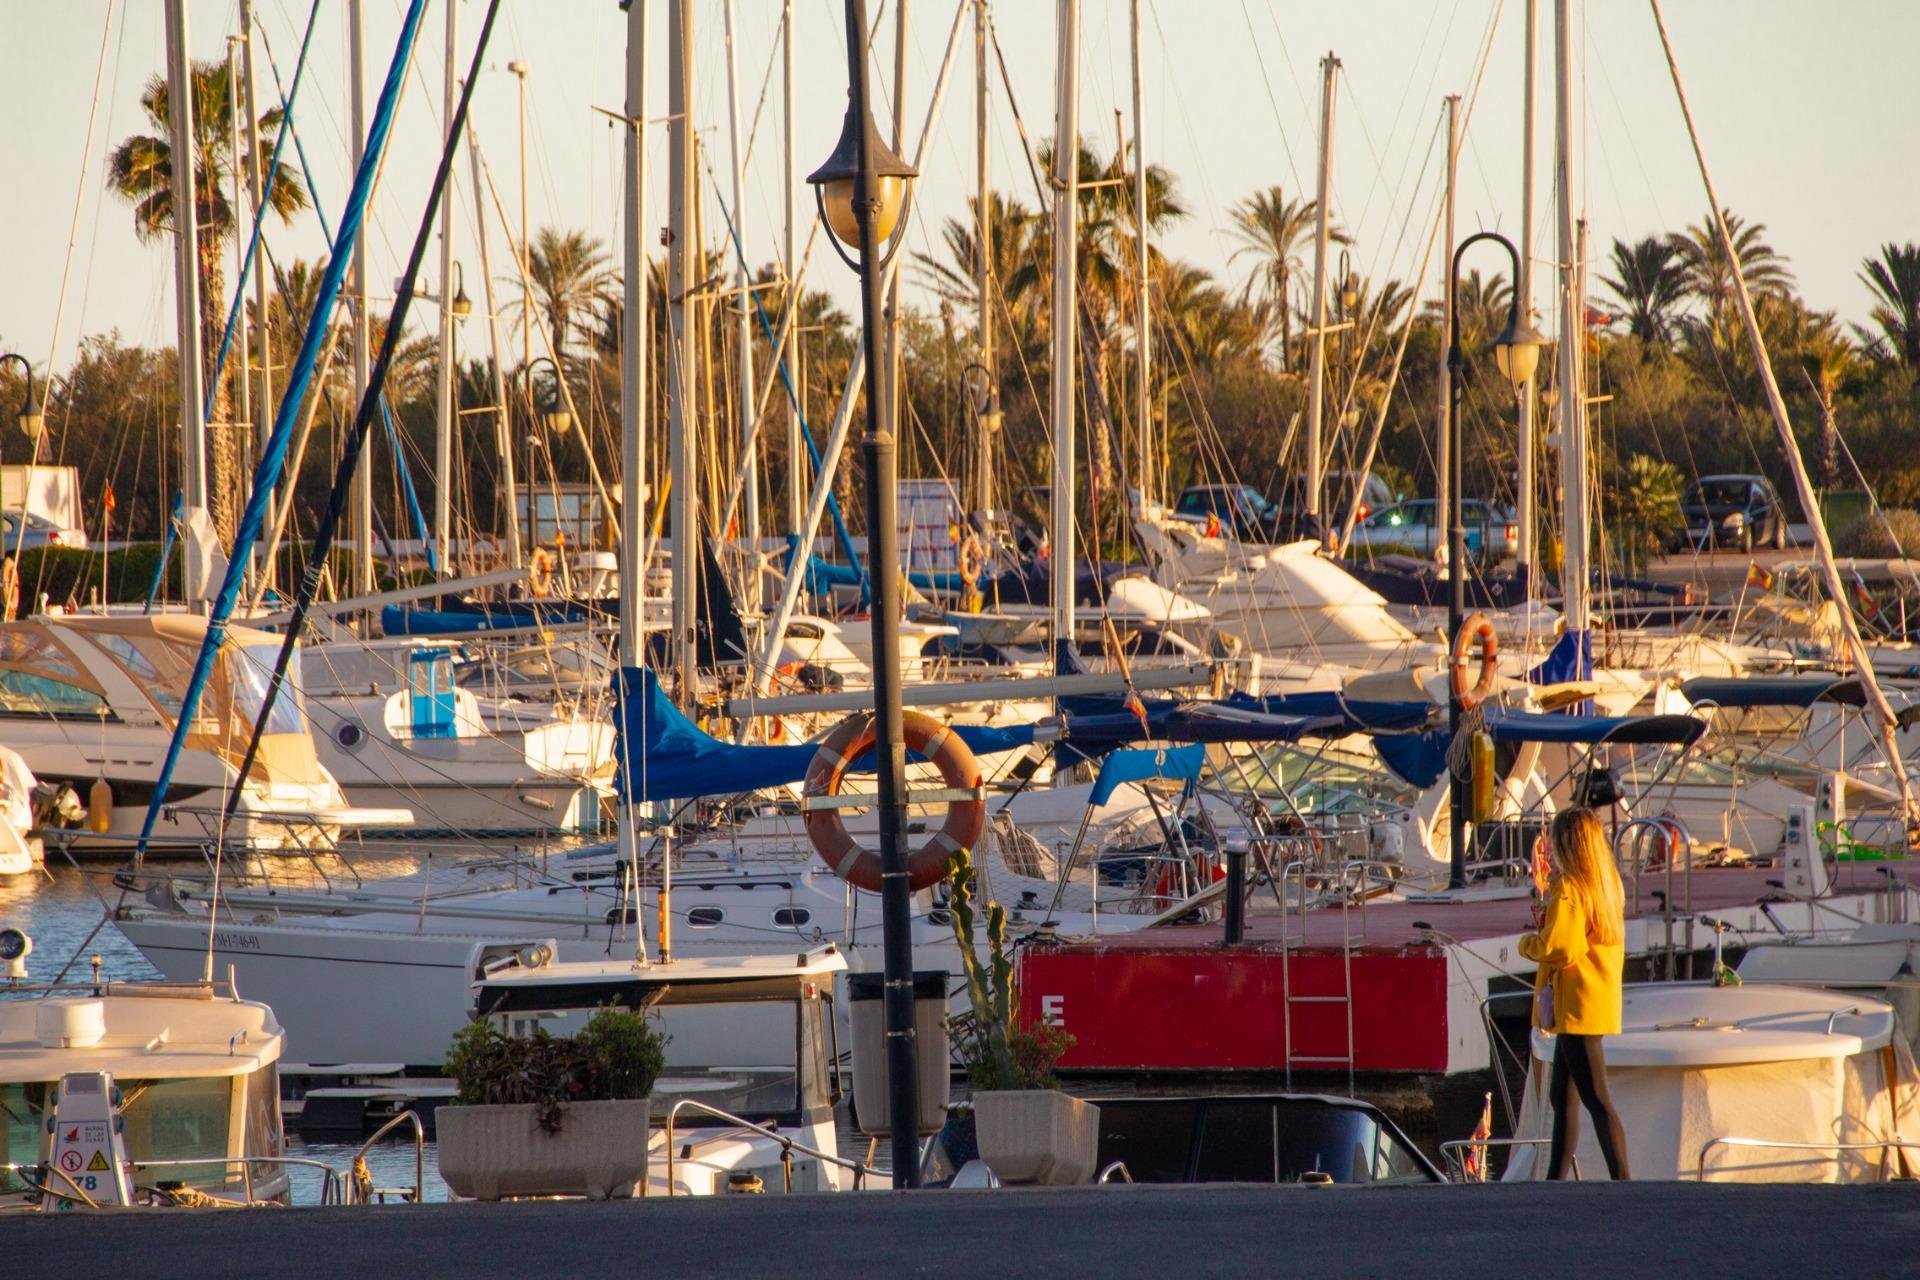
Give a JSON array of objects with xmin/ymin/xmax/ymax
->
[{"xmin": 847, "ymin": 969, "xmax": 950, "ymax": 1137}]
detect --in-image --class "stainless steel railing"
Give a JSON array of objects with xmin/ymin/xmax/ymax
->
[{"xmin": 662, "ymin": 1098, "xmax": 883, "ymax": 1195}]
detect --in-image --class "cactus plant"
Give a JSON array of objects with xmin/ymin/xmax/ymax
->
[{"xmin": 947, "ymin": 848, "xmax": 1073, "ymax": 1090}]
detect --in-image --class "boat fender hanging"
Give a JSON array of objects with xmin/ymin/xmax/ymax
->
[
  {"xmin": 802, "ymin": 711, "xmax": 986, "ymax": 893},
  {"xmin": 87, "ymin": 777, "xmax": 114, "ymax": 835},
  {"xmin": 1469, "ymin": 731, "xmax": 1497, "ymax": 824},
  {"xmin": 529, "ymin": 548, "xmax": 556, "ymax": 599},
  {"xmin": 957, "ymin": 534, "xmax": 986, "ymax": 586},
  {"xmin": 1449, "ymin": 611, "xmax": 1499, "ymax": 709}
]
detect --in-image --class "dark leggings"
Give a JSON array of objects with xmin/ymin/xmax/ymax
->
[{"xmin": 1547, "ymin": 1033, "xmax": 1630, "ymax": 1181}]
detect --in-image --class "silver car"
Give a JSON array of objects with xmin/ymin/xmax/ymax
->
[
  {"xmin": 0, "ymin": 510, "xmax": 87, "ymax": 551},
  {"xmin": 1348, "ymin": 499, "xmax": 1518, "ymax": 560}
]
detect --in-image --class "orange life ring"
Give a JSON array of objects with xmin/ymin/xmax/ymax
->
[
  {"xmin": 529, "ymin": 548, "xmax": 556, "ymax": 598},
  {"xmin": 802, "ymin": 711, "xmax": 986, "ymax": 893},
  {"xmin": 957, "ymin": 534, "xmax": 985, "ymax": 585},
  {"xmin": 1449, "ymin": 611, "xmax": 1499, "ymax": 709}
]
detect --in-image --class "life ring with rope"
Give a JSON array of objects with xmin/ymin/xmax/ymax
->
[
  {"xmin": 1449, "ymin": 611, "xmax": 1500, "ymax": 709},
  {"xmin": 802, "ymin": 711, "xmax": 985, "ymax": 893},
  {"xmin": 957, "ymin": 533, "xmax": 986, "ymax": 586},
  {"xmin": 529, "ymin": 547, "xmax": 556, "ymax": 599},
  {"xmin": 0, "ymin": 556, "xmax": 17, "ymax": 621}
]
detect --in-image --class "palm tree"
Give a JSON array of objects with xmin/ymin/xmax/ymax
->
[
  {"xmin": 1226, "ymin": 185, "xmax": 1346, "ymax": 371},
  {"xmin": 1859, "ymin": 242, "xmax": 1920, "ymax": 369},
  {"xmin": 1674, "ymin": 209, "xmax": 1795, "ymax": 330},
  {"xmin": 107, "ymin": 59, "xmax": 308, "ymax": 545},
  {"xmin": 516, "ymin": 227, "xmax": 619, "ymax": 359},
  {"xmin": 1599, "ymin": 235, "xmax": 1688, "ymax": 346}
]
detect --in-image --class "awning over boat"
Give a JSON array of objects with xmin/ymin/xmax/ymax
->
[
  {"xmin": 1482, "ymin": 707, "xmax": 1707, "ymax": 746},
  {"xmin": 1089, "ymin": 744, "xmax": 1207, "ymax": 806},
  {"xmin": 1056, "ymin": 704, "xmax": 1348, "ymax": 751},
  {"xmin": 1221, "ymin": 690, "xmax": 1435, "ymax": 734},
  {"xmin": 611, "ymin": 667, "xmax": 1036, "ymax": 803},
  {"xmin": 1678, "ymin": 673, "xmax": 1918, "ymax": 717}
]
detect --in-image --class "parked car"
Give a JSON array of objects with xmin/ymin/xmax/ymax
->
[
  {"xmin": 1274, "ymin": 470, "xmax": 1394, "ymax": 538},
  {"xmin": 1681, "ymin": 475, "xmax": 1786, "ymax": 552},
  {"xmin": 1349, "ymin": 499, "xmax": 1519, "ymax": 560},
  {"xmin": 1173, "ymin": 484, "xmax": 1283, "ymax": 542},
  {"xmin": 0, "ymin": 510, "xmax": 85, "ymax": 551}
]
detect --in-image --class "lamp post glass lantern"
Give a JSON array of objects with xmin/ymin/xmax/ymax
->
[
  {"xmin": 0, "ymin": 355, "xmax": 42, "ymax": 441},
  {"xmin": 808, "ymin": 0, "xmax": 924, "ymax": 1189},
  {"xmin": 526, "ymin": 356, "xmax": 570, "ymax": 435},
  {"xmin": 1444, "ymin": 230, "xmax": 1542, "ymax": 889}
]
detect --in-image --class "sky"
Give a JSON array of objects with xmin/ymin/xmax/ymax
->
[{"xmin": 0, "ymin": 0, "xmax": 1915, "ymax": 377}]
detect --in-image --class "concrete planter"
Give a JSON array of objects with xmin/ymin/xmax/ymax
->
[
  {"xmin": 436, "ymin": 1099, "xmax": 651, "ymax": 1201},
  {"xmin": 973, "ymin": 1089, "xmax": 1100, "ymax": 1186}
]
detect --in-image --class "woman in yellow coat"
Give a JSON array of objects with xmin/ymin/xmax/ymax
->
[{"xmin": 1521, "ymin": 807, "xmax": 1630, "ymax": 1180}]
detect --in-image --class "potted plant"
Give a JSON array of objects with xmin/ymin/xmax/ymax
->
[
  {"xmin": 436, "ymin": 1007, "xmax": 666, "ymax": 1200},
  {"xmin": 946, "ymin": 849, "xmax": 1096, "ymax": 1186}
]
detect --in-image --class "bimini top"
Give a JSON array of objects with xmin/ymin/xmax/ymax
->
[
  {"xmin": 473, "ymin": 946, "xmax": 848, "ymax": 1017},
  {"xmin": 0, "ymin": 985, "xmax": 284, "ymax": 1083},
  {"xmin": 1481, "ymin": 707, "xmax": 1707, "ymax": 747},
  {"xmin": 1530, "ymin": 982, "xmax": 1896, "ymax": 1069},
  {"xmin": 1680, "ymin": 675, "xmax": 1920, "ymax": 727}
]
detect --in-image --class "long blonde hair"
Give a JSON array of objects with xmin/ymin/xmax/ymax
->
[{"xmin": 1548, "ymin": 808, "xmax": 1624, "ymax": 946}]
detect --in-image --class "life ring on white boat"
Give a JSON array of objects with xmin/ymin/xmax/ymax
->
[
  {"xmin": 1449, "ymin": 611, "xmax": 1499, "ymax": 709},
  {"xmin": 802, "ymin": 711, "xmax": 986, "ymax": 893},
  {"xmin": 957, "ymin": 533, "xmax": 986, "ymax": 585},
  {"xmin": 529, "ymin": 547, "xmax": 556, "ymax": 598},
  {"xmin": 0, "ymin": 556, "xmax": 17, "ymax": 620}
]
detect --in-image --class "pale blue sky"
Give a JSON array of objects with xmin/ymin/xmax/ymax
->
[{"xmin": 1, "ymin": 0, "xmax": 1915, "ymax": 374}]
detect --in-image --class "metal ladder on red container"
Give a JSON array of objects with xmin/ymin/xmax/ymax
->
[{"xmin": 1279, "ymin": 858, "xmax": 1369, "ymax": 1096}]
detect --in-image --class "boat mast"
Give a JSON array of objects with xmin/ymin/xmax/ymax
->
[
  {"xmin": 724, "ymin": 0, "xmax": 758, "ymax": 553},
  {"xmin": 163, "ymin": 0, "xmax": 209, "ymax": 605},
  {"xmin": 667, "ymin": 0, "xmax": 699, "ymax": 702},
  {"xmin": 1516, "ymin": 0, "xmax": 1539, "ymax": 581},
  {"xmin": 433, "ymin": 0, "xmax": 458, "ymax": 581},
  {"xmin": 225, "ymin": 37, "xmax": 251, "ymax": 517},
  {"xmin": 1434, "ymin": 92, "xmax": 1459, "ymax": 567},
  {"xmin": 241, "ymin": 0, "xmax": 273, "ymax": 593},
  {"xmin": 784, "ymin": 0, "xmax": 803, "ymax": 534},
  {"xmin": 468, "ymin": 127, "xmax": 521, "ymax": 570},
  {"xmin": 1050, "ymin": 0, "xmax": 1079, "ymax": 670},
  {"xmin": 976, "ymin": 0, "xmax": 994, "ymax": 516},
  {"xmin": 1553, "ymin": 0, "xmax": 1589, "ymax": 638},
  {"xmin": 619, "ymin": 0, "xmax": 651, "ymax": 964},
  {"xmin": 887, "ymin": 0, "xmax": 910, "ymax": 465},
  {"xmin": 1303, "ymin": 53, "xmax": 1338, "ymax": 527},
  {"xmin": 1129, "ymin": 0, "xmax": 1149, "ymax": 506},
  {"xmin": 349, "ymin": 0, "xmax": 375, "ymax": 601}
]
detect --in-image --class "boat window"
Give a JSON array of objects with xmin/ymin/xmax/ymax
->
[
  {"xmin": 687, "ymin": 906, "xmax": 725, "ymax": 927},
  {"xmin": 649, "ymin": 1001, "xmax": 799, "ymax": 1121},
  {"xmin": 772, "ymin": 906, "xmax": 811, "ymax": 928},
  {"xmin": 245, "ymin": 1067, "xmax": 283, "ymax": 1161},
  {"xmin": 0, "ymin": 628, "xmax": 86, "ymax": 683},
  {"xmin": 0, "ymin": 668, "xmax": 111, "ymax": 718},
  {"xmin": 1193, "ymin": 1099, "xmax": 1279, "ymax": 1182},
  {"xmin": 118, "ymin": 1076, "xmax": 235, "ymax": 1189},
  {"xmin": 92, "ymin": 634, "xmax": 184, "ymax": 717},
  {"xmin": 1094, "ymin": 1098, "xmax": 1199, "ymax": 1183},
  {"xmin": 230, "ymin": 643, "xmax": 309, "ymax": 737},
  {"xmin": 0, "ymin": 1082, "xmax": 51, "ymax": 1180}
]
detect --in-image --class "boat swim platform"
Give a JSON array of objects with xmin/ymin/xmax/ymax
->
[
  {"xmin": 1019, "ymin": 864, "xmax": 1916, "ymax": 1077},
  {"xmin": 4, "ymin": 1183, "xmax": 1913, "ymax": 1279}
]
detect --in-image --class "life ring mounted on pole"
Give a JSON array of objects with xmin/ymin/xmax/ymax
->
[
  {"xmin": 529, "ymin": 547, "xmax": 556, "ymax": 598},
  {"xmin": 802, "ymin": 711, "xmax": 987, "ymax": 893},
  {"xmin": 1450, "ymin": 611, "xmax": 1499, "ymax": 709},
  {"xmin": 957, "ymin": 533, "xmax": 986, "ymax": 586}
]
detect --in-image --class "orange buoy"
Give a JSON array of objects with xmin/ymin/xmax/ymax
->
[{"xmin": 802, "ymin": 711, "xmax": 985, "ymax": 893}]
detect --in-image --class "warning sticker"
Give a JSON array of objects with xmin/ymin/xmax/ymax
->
[
  {"xmin": 58, "ymin": 1150, "xmax": 82, "ymax": 1173},
  {"xmin": 87, "ymin": 1150, "xmax": 109, "ymax": 1172}
]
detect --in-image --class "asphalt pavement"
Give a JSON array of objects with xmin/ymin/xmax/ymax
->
[{"xmin": 5, "ymin": 1182, "xmax": 1920, "ymax": 1279}]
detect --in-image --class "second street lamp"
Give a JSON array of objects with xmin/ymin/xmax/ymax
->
[
  {"xmin": 0, "ymin": 354, "xmax": 44, "ymax": 443},
  {"xmin": 1445, "ymin": 230, "xmax": 1544, "ymax": 890},
  {"xmin": 808, "ymin": 0, "xmax": 923, "ymax": 1188}
]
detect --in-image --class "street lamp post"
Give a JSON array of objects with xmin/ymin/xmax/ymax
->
[
  {"xmin": 0, "ymin": 356, "xmax": 45, "ymax": 446},
  {"xmin": 808, "ymin": 0, "xmax": 922, "ymax": 1188},
  {"xmin": 1445, "ymin": 231, "xmax": 1544, "ymax": 890},
  {"xmin": 522, "ymin": 356, "xmax": 570, "ymax": 555}
]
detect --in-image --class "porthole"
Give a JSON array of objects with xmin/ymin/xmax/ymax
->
[
  {"xmin": 687, "ymin": 906, "xmax": 724, "ymax": 928},
  {"xmin": 772, "ymin": 906, "xmax": 811, "ymax": 928},
  {"xmin": 334, "ymin": 720, "xmax": 366, "ymax": 751}
]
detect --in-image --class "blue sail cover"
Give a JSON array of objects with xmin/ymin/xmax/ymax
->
[
  {"xmin": 1089, "ymin": 745, "xmax": 1207, "ymax": 806},
  {"xmin": 1056, "ymin": 704, "xmax": 1348, "ymax": 752},
  {"xmin": 1527, "ymin": 627, "xmax": 1593, "ymax": 685},
  {"xmin": 612, "ymin": 667, "xmax": 1036, "ymax": 803}
]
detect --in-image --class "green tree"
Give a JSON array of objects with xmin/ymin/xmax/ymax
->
[
  {"xmin": 1674, "ymin": 209, "xmax": 1794, "ymax": 338},
  {"xmin": 107, "ymin": 59, "xmax": 308, "ymax": 545},
  {"xmin": 1606, "ymin": 453, "xmax": 1686, "ymax": 572},
  {"xmin": 515, "ymin": 227, "xmax": 619, "ymax": 359},
  {"xmin": 1226, "ymin": 185, "xmax": 1346, "ymax": 371},
  {"xmin": 1858, "ymin": 242, "xmax": 1920, "ymax": 369},
  {"xmin": 1600, "ymin": 235, "xmax": 1688, "ymax": 346}
]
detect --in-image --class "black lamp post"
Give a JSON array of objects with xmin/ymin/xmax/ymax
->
[
  {"xmin": 0, "ymin": 355, "xmax": 45, "ymax": 447},
  {"xmin": 808, "ymin": 0, "xmax": 923, "ymax": 1187},
  {"xmin": 1445, "ymin": 231, "xmax": 1544, "ymax": 890},
  {"xmin": 521, "ymin": 356, "xmax": 571, "ymax": 554}
]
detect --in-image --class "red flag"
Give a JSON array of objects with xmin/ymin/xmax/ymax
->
[
  {"xmin": 1461, "ymin": 1091, "xmax": 1494, "ymax": 1182},
  {"xmin": 1204, "ymin": 512, "xmax": 1222, "ymax": 539},
  {"xmin": 1123, "ymin": 690, "xmax": 1150, "ymax": 734}
]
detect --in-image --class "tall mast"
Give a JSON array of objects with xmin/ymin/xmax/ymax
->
[
  {"xmin": 724, "ymin": 0, "xmax": 758, "ymax": 551},
  {"xmin": 468, "ymin": 127, "xmax": 521, "ymax": 570},
  {"xmin": 241, "ymin": 0, "xmax": 273, "ymax": 590},
  {"xmin": 225, "ymin": 37, "xmax": 250, "ymax": 511},
  {"xmin": 163, "ymin": 0, "xmax": 208, "ymax": 603},
  {"xmin": 1050, "ymin": 0, "xmax": 1079, "ymax": 663},
  {"xmin": 783, "ymin": 0, "xmax": 803, "ymax": 533},
  {"xmin": 1516, "ymin": 0, "xmax": 1539, "ymax": 579},
  {"xmin": 1553, "ymin": 0, "xmax": 1588, "ymax": 634},
  {"xmin": 1303, "ymin": 53, "xmax": 1338, "ymax": 525},
  {"xmin": 1434, "ymin": 93, "xmax": 1459, "ymax": 565},
  {"xmin": 887, "ymin": 1, "xmax": 910, "ymax": 454},
  {"xmin": 667, "ymin": 0, "xmax": 699, "ymax": 701},
  {"xmin": 974, "ymin": 0, "xmax": 994, "ymax": 515},
  {"xmin": 1128, "ymin": 0, "xmax": 1149, "ymax": 504},
  {"xmin": 618, "ymin": 0, "xmax": 651, "ymax": 964},
  {"xmin": 434, "ymin": 0, "xmax": 458, "ymax": 580},
  {"xmin": 349, "ymin": 0, "xmax": 375, "ymax": 599}
]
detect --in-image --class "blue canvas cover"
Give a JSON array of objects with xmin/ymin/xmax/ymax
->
[{"xmin": 1089, "ymin": 744, "xmax": 1207, "ymax": 806}]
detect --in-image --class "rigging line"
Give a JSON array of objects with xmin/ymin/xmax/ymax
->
[
  {"xmin": 1235, "ymin": 0, "xmax": 1302, "ymax": 192},
  {"xmin": 986, "ymin": 11, "xmax": 1049, "ymax": 211},
  {"xmin": 40, "ymin": 0, "xmax": 116, "ymax": 380},
  {"xmin": 213, "ymin": 0, "xmax": 506, "ymax": 837}
]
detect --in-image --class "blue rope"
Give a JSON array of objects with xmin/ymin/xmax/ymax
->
[
  {"xmin": 135, "ymin": 0, "xmax": 433, "ymax": 861},
  {"xmin": 381, "ymin": 398, "xmax": 438, "ymax": 575}
]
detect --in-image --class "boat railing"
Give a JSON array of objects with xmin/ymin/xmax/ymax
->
[
  {"xmin": 124, "ymin": 1154, "xmax": 348, "ymax": 1205},
  {"xmin": 1096, "ymin": 1161, "xmax": 1134, "ymax": 1184},
  {"xmin": 661, "ymin": 1098, "xmax": 883, "ymax": 1195},
  {"xmin": 350, "ymin": 1108, "xmax": 427, "ymax": 1203},
  {"xmin": 1696, "ymin": 1136, "xmax": 1920, "ymax": 1182},
  {"xmin": 1614, "ymin": 815, "xmax": 1695, "ymax": 979}
]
